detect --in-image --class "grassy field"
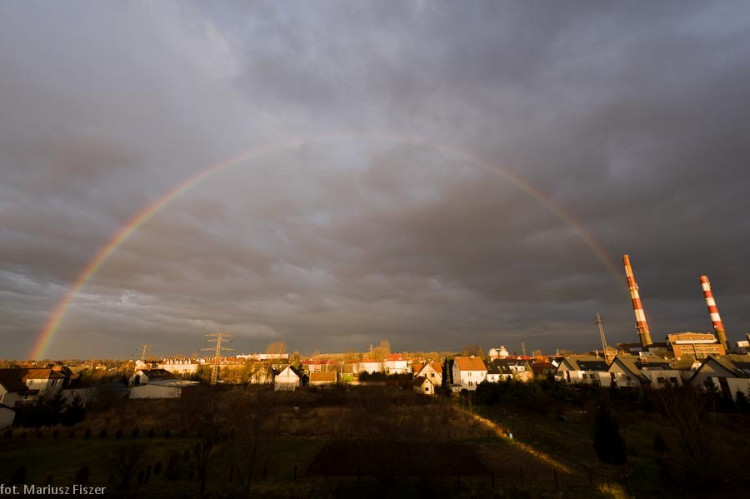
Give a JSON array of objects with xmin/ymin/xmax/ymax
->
[{"xmin": 3, "ymin": 385, "xmax": 747, "ymax": 497}]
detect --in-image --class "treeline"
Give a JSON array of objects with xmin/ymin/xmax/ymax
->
[
  {"xmin": 471, "ymin": 375, "xmax": 750, "ymax": 416},
  {"xmin": 13, "ymin": 392, "xmax": 86, "ymax": 427}
]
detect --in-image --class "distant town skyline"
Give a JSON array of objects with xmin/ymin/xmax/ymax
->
[{"xmin": 2, "ymin": 1, "xmax": 750, "ymax": 359}]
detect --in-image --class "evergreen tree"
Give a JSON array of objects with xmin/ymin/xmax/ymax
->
[{"xmin": 593, "ymin": 403, "xmax": 627, "ymax": 464}]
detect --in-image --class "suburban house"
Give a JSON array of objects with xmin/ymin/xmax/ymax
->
[
  {"xmin": 485, "ymin": 359, "xmax": 514, "ymax": 383},
  {"xmin": 129, "ymin": 369, "xmax": 177, "ymax": 386},
  {"xmin": 358, "ymin": 359, "xmax": 383, "ymax": 374},
  {"xmin": 608, "ymin": 355, "xmax": 651, "ymax": 389},
  {"xmin": 129, "ymin": 379, "xmax": 199, "ymax": 399},
  {"xmin": 0, "ymin": 404, "xmax": 15, "ymax": 429},
  {"xmin": 22, "ymin": 368, "xmax": 66, "ymax": 398},
  {"xmin": 505, "ymin": 359, "xmax": 534, "ymax": 382},
  {"xmin": 690, "ymin": 354, "xmax": 750, "ymax": 400},
  {"xmin": 274, "ymin": 365, "xmax": 302, "ymax": 391},
  {"xmin": 384, "ymin": 354, "xmax": 409, "ymax": 375},
  {"xmin": 0, "ymin": 369, "xmax": 38, "ymax": 407},
  {"xmin": 452, "ymin": 356, "xmax": 487, "ymax": 391},
  {"xmin": 157, "ymin": 359, "xmax": 199, "ymax": 377},
  {"xmin": 309, "ymin": 371, "xmax": 337, "ymax": 386},
  {"xmin": 415, "ymin": 361, "xmax": 443, "ymax": 386},
  {"xmin": 301, "ymin": 359, "xmax": 338, "ymax": 374},
  {"xmin": 634, "ymin": 357, "xmax": 689, "ymax": 387},
  {"xmin": 531, "ymin": 359, "xmax": 557, "ymax": 377},
  {"xmin": 555, "ymin": 356, "xmax": 610, "ymax": 385},
  {"xmin": 413, "ymin": 376, "xmax": 436, "ymax": 395}
]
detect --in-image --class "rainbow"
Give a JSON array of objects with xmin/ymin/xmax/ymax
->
[{"xmin": 30, "ymin": 132, "xmax": 620, "ymax": 359}]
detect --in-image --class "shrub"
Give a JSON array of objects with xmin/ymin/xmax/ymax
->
[
  {"xmin": 653, "ymin": 433, "xmax": 669, "ymax": 455},
  {"xmin": 10, "ymin": 465, "xmax": 26, "ymax": 485},
  {"xmin": 75, "ymin": 466, "xmax": 90, "ymax": 486}
]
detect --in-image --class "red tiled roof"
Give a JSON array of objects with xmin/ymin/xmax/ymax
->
[
  {"xmin": 310, "ymin": 371, "xmax": 337, "ymax": 383},
  {"xmin": 454, "ymin": 357, "xmax": 487, "ymax": 372}
]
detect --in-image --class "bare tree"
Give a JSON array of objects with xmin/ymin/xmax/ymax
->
[
  {"xmin": 370, "ymin": 340, "xmax": 391, "ymax": 361},
  {"xmin": 265, "ymin": 341, "xmax": 287, "ymax": 356},
  {"xmin": 459, "ymin": 344, "xmax": 483, "ymax": 357},
  {"xmin": 653, "ymin": 382, "xmax": 718, "ymax": 483},
  {"xmin": 228, "ymin": 390, "xmax": 273, "ymax": 494},
  {"xmin": 109, "ymin": 442, "xmax": 147, "ymax": 490}
]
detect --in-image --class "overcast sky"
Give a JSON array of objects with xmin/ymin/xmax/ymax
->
[{"xmin": 2, "ymin": 1, "xmax": 749, "ymax": 360}]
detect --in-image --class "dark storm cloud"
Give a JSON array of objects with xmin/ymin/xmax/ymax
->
[{"xmin": 2, "ymin": 1, "xmax": 749, "ymax": 359}]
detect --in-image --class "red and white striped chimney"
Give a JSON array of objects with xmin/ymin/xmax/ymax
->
[
  {"xmin": 700, "ymin": 275, "xmax": 729, "ymax": 351},
  {"xmin": 623, "ymin": 255, "xmax": 653, "ymax": 348}
]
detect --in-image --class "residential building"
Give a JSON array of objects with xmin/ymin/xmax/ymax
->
[
  {"xmin": 0, "ymin": 369, "xmax": 37, "ymax": 407},
  {"xmin": 384, "ymin": 354, "xmax": 409, "ymax": 375},
  {"xmin": 485, "ymin": 359, "xmax": 513, "ymax": 383},
  {"xmin": 413, "ymin": 376, "xmax": 436, "ymax": 395},
  {"xmin": 309, "ymin": 371, "xmax": 337, "ymax": 386},
  {"xmin": 129, "ymin": 369, "xmax": 177, "ymax": 386},
  {"xmin": 358, "ymin": 359, "xmax": 383, "ymax": 374},
  {"xmin": 274, "ymin": 365, "xmax": 301, "ymax": 391},
  {"xmin": 415, "ymin": 361, "xmax": 443, "ymax": 386},
  {"xmin": 555, "ymin": 356, "xmax": 609, "ymax": 385},
  {"xmin": 608, "ymin": 355, "xmax": 650, "ymax": 389},
  {"xmin": 157, "ymin": 359, "xmax": 199, "ymax": 377},
  {"xmin": 22, "ymin": 368, "xmax": 65, "ymax": 398},
  {"xmin": 129, "ymin": 379, "xmax": 199, "ymax": 399},
  {"xmin": 0, "ymin": 404, "xmax": 15, "ymax": 429},
  {"xmin": 690, "ymin": 354, "xmax": 750, "ymax": 400},
  {"xmin": 452, "ymin": 356, "xmax": 487, "ymax": 391}
]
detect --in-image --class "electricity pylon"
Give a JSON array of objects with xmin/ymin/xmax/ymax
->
[
  {"xmin": 596, "ymin": 313, "xmax": 609, "ymax": 351},
  {"xmin": 202, "ymin": 333, "xmax": 234, "ymax": 385}
]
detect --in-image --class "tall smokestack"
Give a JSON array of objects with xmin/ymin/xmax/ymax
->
[
  {"xmin": 700, "ymin": 275, "xmax": 729, "ymax": 351},
  {"xmin": 623, "ymin": 255, "xmax": 653, "ymax": 348}
]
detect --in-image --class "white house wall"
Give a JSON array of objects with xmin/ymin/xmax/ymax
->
[
  {"xmin": 0, "ymin": 407, "xmax": 15, "ymax": 429},
  {"xmin": 129, "ymin": 384, "xmax": 183, "ymax": 399}
]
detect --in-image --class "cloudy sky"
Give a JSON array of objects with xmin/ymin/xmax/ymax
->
[{"xmin": 2, "ymin": 1, "xmax": 749, "ymax": 360}]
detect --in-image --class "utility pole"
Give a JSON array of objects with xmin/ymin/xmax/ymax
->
[
  {"xmin": 595, "ymin": 313, "xmax": 608, "ymax": 351},
  {"xmin": 202, "ymin": 333, "xmax": 234, "ymax": 385}
]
